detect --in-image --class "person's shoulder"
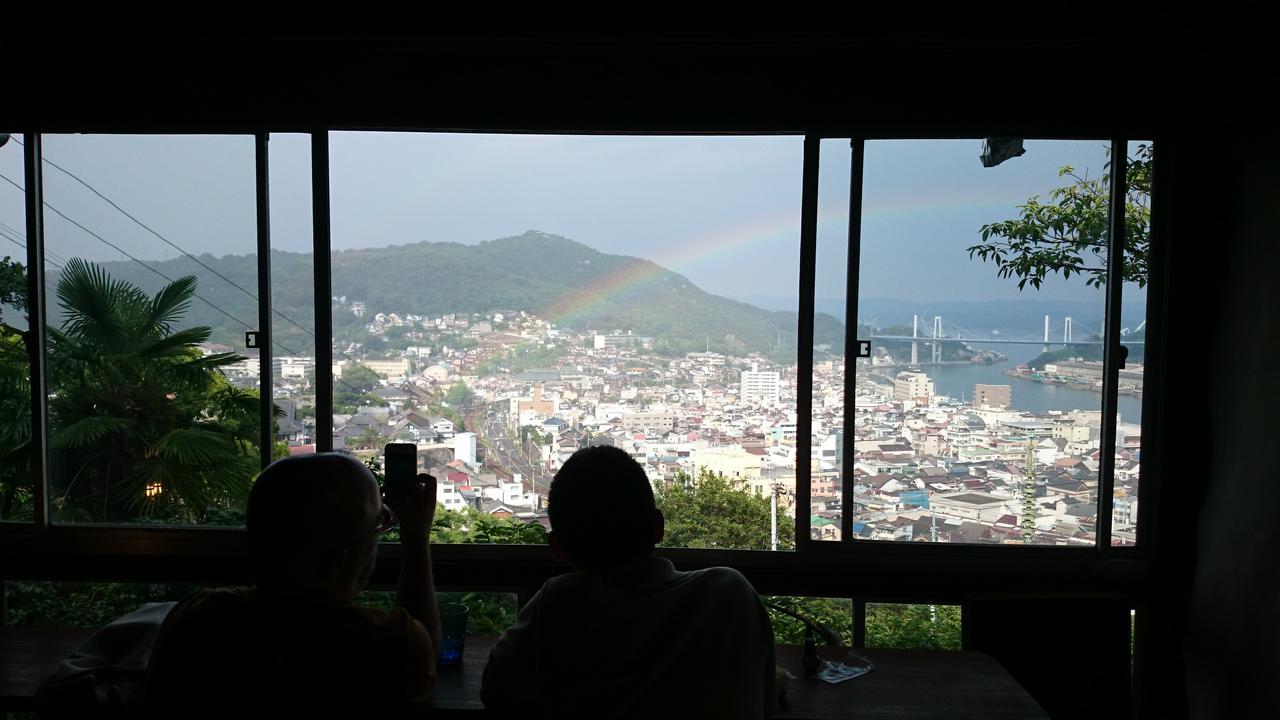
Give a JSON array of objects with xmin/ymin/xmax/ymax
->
[
  {"xmin": 165, "ymin": 586, "xmax": 254, "ymax": 624},
  {"xmin": 688, "ymin": 565, "xmax": 755, "ymax": 593}
]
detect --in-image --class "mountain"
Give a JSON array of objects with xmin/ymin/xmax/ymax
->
[{"xmin": 61, "ymin": 231, "xmax": 844, "ymax": 359}]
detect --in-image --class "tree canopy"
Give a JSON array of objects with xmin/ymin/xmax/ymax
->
[
  {"xmin": 38, "ymin": 259, "xmax": 261, "ymax": 523},
  {"xmin": 969, "ymin": 144, "xmax": 1152, "ymax": 290}
]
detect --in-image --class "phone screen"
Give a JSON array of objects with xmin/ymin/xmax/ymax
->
[{"xmin": 384, "ymin": 442, "xmax": 418, "ymax": 494}]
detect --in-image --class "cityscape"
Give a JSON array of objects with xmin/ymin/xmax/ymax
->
[{"xmin": 214, "ymin": 300, "xmax": 1142, "ymax": 548}]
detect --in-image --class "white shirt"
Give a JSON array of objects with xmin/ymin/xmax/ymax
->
[{"xmin": 481, "ymin": 556, "xmax": 777, "ymax": 719}]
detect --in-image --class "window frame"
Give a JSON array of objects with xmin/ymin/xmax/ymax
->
[{"xmin": 0, "ymin": 125, "xmax": 1167, "ymax": 609}]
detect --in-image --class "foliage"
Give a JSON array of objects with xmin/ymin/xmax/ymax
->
[
  {"xmin": 335, "ymin": 362, "xmax": 387, "ymax": 412},
  {"xmin": 444, "ymin": 381, "xmax": 474, "ymax": 407},
  {"xmin": 0, "ymin": 326, "xmax": 32, "ymax": 519},
  {"xmin": 865, "ymin": 603, "xmax": 962, "ymax": 651},
  {"xmin": 766, "ymin": 596, "xmax": 854, "ymax": 646},
  {"xmin": 32, "ymin": 259, "xmax": 261, "ymax": 523},
  {"xmin": 429, "ymin": 404, "xmax": 466, "ymax": 433},
  {"xmin": 5, "ymin": 581, "xmax": 200, "ymax": 627},
  {"xmin": 0, "ymin": 254, "xmax": 26, "ymax": 321},
  {"xmin": 1026, "ymin": 327, "xmax": 1147, "ymax": 369},
  {"xmin": 655, "ymin": 467, "xmax": 793, "ymax": 551},
  {"xmin": 969, "ymin": 144, "xmax": 1152, "ymax": 290},
  {"xmin": 355, "ymin": 590, "xmax": 519, "ymax": 636},
  {"xmin": 478, "ymin": 343, "xmax": 564, "ymax": 376},
  {"xmin": 431, "ymin": 506, "xmax": 549, "ymax": 544}
]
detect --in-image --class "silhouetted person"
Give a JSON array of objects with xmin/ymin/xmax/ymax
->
[
  {"xmin": 144, "ymin": 453, "xmax": 441, "ymax": 718},
  {"xmin": 482, "ymin": 445, "xmax": 777, "ymax": 718}
]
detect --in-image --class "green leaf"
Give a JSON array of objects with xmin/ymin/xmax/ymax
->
[{"xmin": 51, "ymin": 416, "xmax": 134, "ymax": 448}]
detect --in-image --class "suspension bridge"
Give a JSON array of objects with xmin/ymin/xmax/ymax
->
[{"xmin": 867, "ymin": 314, "xmax": 1146, "ymax": 365}]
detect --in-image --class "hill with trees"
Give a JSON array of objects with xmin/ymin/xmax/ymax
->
[{"xmin": 69, "ymin": 231, "xmax": 844, "ymax": 359}]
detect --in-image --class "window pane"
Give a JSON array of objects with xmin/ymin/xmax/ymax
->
[
  {"xmin": 41, "ymin": 135, "xmax": 261, "ymax": 526},
  {"xmin": 328, "ymin": 133, "xmax": 803, "ymax": 550},
  {"xmin": 268, "ymin": 134, "xmax": 317, "ymax": 457},
  {"xmin": 355, "ymin": 590, "xmax": 519, "ymax": 636},
  {"xmin": 4, "ymin": 580, "xmax": 200, "ymax": 627},
  {"xmin": 1113, "ymin": 140, "xmax": 1152, "ymax": 546},
  {"xmin": 0, "ymin": 132, "xmax": 32, "ymax": 522},
  {"xmin": 810, "ymin": 139, "xmax": 852, "ymax": 541},
  {"xmin": 865, "ymin": 602, "xmax": 961, "ymax": 650},
  {"xmin": 854, "ymin": 140, "xmax": 1114, "ymax": 545},
  {"xmin": 766, "ymin": 595, "xmax": 853, "ymax": 646}
]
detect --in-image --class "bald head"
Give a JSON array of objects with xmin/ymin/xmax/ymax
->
[{"xmin": 247, "ymin": 453, "xmax": 381, "ymax": 589}]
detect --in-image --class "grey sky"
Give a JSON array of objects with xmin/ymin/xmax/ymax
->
[{"xmin": 1, "ymin": 132, "xmax": 1144, "ymax": 315}]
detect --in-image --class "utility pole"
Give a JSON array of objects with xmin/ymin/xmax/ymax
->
[{"xmin": 1022, "ymin": 439, "xmax": 1038, "ymax": 543}]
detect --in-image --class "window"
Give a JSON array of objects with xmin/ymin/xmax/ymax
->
[
  {"xmin": 0, "ymin": 132, "xmax": 31, "ymax": 524},
  {"xmin": 326, "ymin": 132, "xmax": 804, "ymax": 551},
  {"xmin": 0, "ymin": 128, "xmax": 1161, "ymax": 635},
  {"xmin": 39, "ymin": 135, "xmax": 262, "ymax": 527},
  {"xmin": 837, "ymin": 138, "xmax": 1143, "ymax": 546}
]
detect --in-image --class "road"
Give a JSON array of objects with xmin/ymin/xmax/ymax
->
[{"xmin": 465, "ymin": 402, "xmax": 550, "ymax": 498}]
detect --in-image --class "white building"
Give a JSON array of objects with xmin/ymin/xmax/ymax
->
[
  {"xmin": 455, "ymin": 432, "xmax": 477, "ymax": 466},
  {"xmin": 740, "ymin": 363, "xmax": 781, "ymax": 405},
  {"xmin": 273, "ymin": 355, "xmax": 314, "ymax": 380},
  {"xmin": 893, "ymin": 371, "xmax": 935, "ymax": 404}
]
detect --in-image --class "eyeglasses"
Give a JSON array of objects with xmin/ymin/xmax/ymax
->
[
  {"xmin": 368, "ymin": 501, "xmax": 399, "ymax": 539},
  {"xmin": 338, "ymin": 501, "xmax": 398, "ymax": 552}
]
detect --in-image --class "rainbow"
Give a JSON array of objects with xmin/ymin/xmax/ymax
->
[{"xmin": 544, "ymin": 188, "xmax": 1014, "ymax": 326}]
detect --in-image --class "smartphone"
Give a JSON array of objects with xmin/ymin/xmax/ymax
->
[{"xmin": 384, "ymin": 443, "xmax": 418, "ymax": 495}]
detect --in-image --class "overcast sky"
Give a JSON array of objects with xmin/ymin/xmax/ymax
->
[{"xmin": 0, "ymin": 132, "xmax": 1144, "ymax": 315}]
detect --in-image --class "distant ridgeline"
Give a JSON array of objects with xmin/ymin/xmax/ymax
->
[{"xmin": 53, "ymin": 231, "xmax": 844, "ymax": 359}]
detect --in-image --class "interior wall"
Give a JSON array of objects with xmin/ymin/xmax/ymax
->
[{"xmin": 1184, "ymin": 124, "xmax": 1280, "ymax": 717}]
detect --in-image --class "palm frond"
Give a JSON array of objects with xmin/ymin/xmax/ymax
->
[
  {"xmin": 136, "ymin": 328, "xmax": 214, "ymax": 360},
  {"xmin": 50, "ymin": 416, "xmax": 134, "ymax": 448},
  {"xmin": 54, "ymin": 259, "xmax": 142, "ymax": 345},
  {"xmin": 154, "ymin": 428, "xmax": 238, "ymax": 466},
  {"xmin": 146, "ymin": 276, "xmax": 198, "ymax": 333}
]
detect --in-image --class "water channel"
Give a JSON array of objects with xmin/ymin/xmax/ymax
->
[{"xmin": 870, "ymin": 341, "xmax": 1144, "ymax": 423}]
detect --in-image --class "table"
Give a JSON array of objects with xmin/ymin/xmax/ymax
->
[
  {"xmin": 432, "ymin": 639, "xmax": 1045, "ymax": 719},
  {"xmin": 2, "ymin": 629, "xmax": 1046, "ymax": 718}
]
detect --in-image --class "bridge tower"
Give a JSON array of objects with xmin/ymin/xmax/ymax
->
[
  {"xmin": 1043, "ymin": 314, "xmax": 1051, "ymax": 353},
  {"xmin": 911, "ymin": 314, "xmax": 919, "ymax": 366},
  {"xmin": 932, "ymin": 315, "xmax": 943, "ymax": 363},
  {"xmin": 1064, "ymin": 316, "xmax": 1073, "ymax": 344}
]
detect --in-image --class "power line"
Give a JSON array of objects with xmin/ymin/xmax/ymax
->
[
  {"xmin": 16, "ymin": 147, "xmax": 404, "ymax": 390},
  {"xmin": 0, "ymin": 172, "xmax": 259, "ymax": 333}
]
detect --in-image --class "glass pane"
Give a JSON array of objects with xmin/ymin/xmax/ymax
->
[
  {"xmin": 1113, "ymin": 140, "xmax": 1152, "ymax": 546},
  {"xmin": 854, "ymin": 140, "xmax": 1114, "ymax": 545},
  {"xmin": 268, "ymin": 134, "xmax": 317, "ymax": 457},
  {"xmin": 865, "ymin": 602, "xmax": 961, "ymax": 650},
  {"xmin": 41, "ymin": 135, "xmax": 261, "ymax": 525},
  {"xmin": 5, "ymin": 581, "xmax": 200, "ymax": 627},
  {"xmin": 810, "ymin": 138, "xmax": 851, "ymax": 541},
  {"xmin": 0, "ymin": 132, "xmax": 32, "ymax": 522},
  {"xmin": 765, "ymin": 595, "xmax": 853, "ymax": 646},
  {"xmin": 328, "ymin": 133, "xmax": 803, "ymax": 550},
  {"xmin": 355, "ymin": 590, "xmax": 519, "ymax": 636}
]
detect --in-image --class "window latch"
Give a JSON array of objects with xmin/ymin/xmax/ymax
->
[
  {"xmin": 856, "ymin": 340, "xmax": 871, "ymax": 358},
  {"xmin": 245, "ymin": 331, "xmax": 261, "ymax": 349}
]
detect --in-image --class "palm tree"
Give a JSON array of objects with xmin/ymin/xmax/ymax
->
[{"xmin": 46, "ymin": 259, "xmax": 260, "ymax": 523}]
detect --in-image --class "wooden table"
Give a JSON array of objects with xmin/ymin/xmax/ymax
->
[
  {"xmin": 428, "ymin": 639, "xmax": 1046, "ymax": 719},
  {"xmin": 2, "ymin": 629, "xmax": 1046, "ymax": 718}
]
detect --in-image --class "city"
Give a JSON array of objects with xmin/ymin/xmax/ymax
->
[{"xmin": 215, "ymin": 301, "xmax": 1142, "ymax": 548}]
